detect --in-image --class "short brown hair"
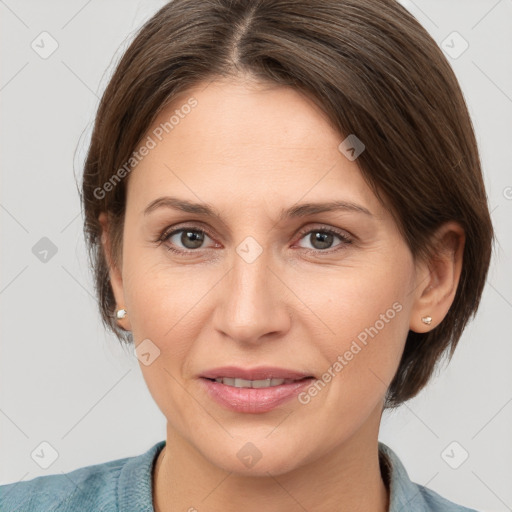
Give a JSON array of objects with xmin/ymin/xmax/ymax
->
[{"xmin": 81, "ymin": 0, "xmax": 495, "ymax": 408}]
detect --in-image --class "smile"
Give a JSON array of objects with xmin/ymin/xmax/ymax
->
[{"xmin": 208, "ymin": 377, "xmax": 307, "ymax": 388}]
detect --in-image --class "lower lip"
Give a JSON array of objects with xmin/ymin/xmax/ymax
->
[{"xmin": 200, "ymin": 377, "xmax": 314, "ymax": 413}]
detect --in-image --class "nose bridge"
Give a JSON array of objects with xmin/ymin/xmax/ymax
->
[{"xmin": 214, "ymin": 236, "xmax": 290, "ymax": 343}]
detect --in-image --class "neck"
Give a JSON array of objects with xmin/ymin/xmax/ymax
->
[{"xmin": 153, "ymin": 411, "xmax": 389, "ymax": 512}]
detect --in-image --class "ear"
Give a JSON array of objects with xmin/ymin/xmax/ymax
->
[
  {"xmin": 98, "ymin": 212, "xmax": 132, "ymax": 332},
  {"xmin": 409, "ymin": 221, "xmax": 465, "ymax": 333}
]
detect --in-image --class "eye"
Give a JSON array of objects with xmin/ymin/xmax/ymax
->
[
  {"xmin": 157, "ymin": 224, "xmax": 353, "ymax": 255},
  {"xmin": 296, "ymin": 227, "xmax": 353, "ymax": 252},
  {"xmin": 159, "ymin": 226, "xmax": 216, "ymax": 253}
]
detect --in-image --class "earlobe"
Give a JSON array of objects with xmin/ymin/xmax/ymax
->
[
  {"xmin": 409, "ymin": 221, "xmax": 465, "ymax": 333},
  {"xmin": 98, "ymin": 212, "xmax": 132, "ymax": 331}
]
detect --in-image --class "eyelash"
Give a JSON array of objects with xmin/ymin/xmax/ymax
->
[{"xmin": 156, "ymin": 224, "xmax": 353, "ymax": 256}]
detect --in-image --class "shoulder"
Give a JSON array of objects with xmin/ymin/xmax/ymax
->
[
  {"xmin": 378, "ymin": 441, "xmax": 480, "ymax": 512},
  {"xmin": 0, "ymin": 440, "xmax": 165, "ymax": 512},
  {"xmin": 413, "ymin": 482, "xmax": 480, "ymax": 512},
  {"xmin": 0, "ymin": 456, "xmax": 128, "ymax": 512}
]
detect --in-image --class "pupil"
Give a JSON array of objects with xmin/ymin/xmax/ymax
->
[
  {"xmin": 312, "ymin": 232, "xmax": 332, "ymax": 249},
  {"xmin": 182, "ymin": 230, "xmax": 204, "ymax": 249}
]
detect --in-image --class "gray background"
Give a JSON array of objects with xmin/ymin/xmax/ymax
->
[{"xmin": 1, "ymin": 1, "xmax": 511, "ymax": 510}]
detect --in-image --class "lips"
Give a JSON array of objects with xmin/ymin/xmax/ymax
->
[
  {"xmin": 200, "ymin": 376, "xmax": 313, "ymax": 414},
  {"xmin": 198, "ymin": 366, "xmax": 315, "ymax": 413}
]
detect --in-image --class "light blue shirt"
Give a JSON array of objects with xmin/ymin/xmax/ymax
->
[{"xmin": 0, "ymin": 440, "xmax": 479, "ymax": 511}]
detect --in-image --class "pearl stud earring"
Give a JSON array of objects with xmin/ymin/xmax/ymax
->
[
  {"xmin": 116, "ymin": 309, "xmax": 127, "ymax": 319},
  {"xmin": 421, "ymin": 316, "xmax": 432, "ymax": 325}
]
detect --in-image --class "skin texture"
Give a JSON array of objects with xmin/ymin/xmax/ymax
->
[{"xmin": 99, "ymin": 77, "xmax": 465, "ymax": 512}]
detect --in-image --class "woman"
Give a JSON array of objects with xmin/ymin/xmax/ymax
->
[{"xmin": 0, "ymin": 0, "xmax": 494, "ymax": 510}]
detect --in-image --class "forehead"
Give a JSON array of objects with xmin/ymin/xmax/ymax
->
[
  {"xmin": 127, "ymin": 78, "xmax": 383, "ymax": 218},
  {"xmin": 157, "ymin": 78, "xmax": 338, "ymax": 154}
]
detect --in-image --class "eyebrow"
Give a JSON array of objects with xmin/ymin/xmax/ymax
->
[{"xmin": 143, "ymin": 196, "xmax": 373, "ymax": 220}]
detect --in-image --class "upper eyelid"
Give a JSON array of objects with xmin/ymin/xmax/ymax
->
[{"xmin": 160, "ymin": 224, "xmax": 216, "ymax": 242}]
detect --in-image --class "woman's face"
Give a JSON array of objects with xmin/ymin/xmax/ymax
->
[{"xmin": 107, "ymin": 78, "xmax": 422, "ymax": 475}]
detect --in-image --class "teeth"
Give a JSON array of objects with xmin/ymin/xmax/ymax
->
[
  {"xmin": 252, "ymin": 378, "xmax": 272, "ymax": 388},
  {"xmin": 213, "ymin": 377, "xmax": 289, "ymax": 388}
]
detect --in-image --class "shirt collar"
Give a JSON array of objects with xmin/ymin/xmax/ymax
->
[
  {"xmin": 124, "ymin": 440, "xmax": 432, "ymax": 512},
  {"xmin": 379, "ymin": 441, "xmax": 431, "ymax": 512}
]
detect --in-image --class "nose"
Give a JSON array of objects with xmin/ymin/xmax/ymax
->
[{"xmin": 213, "ymin": 245, "xmax": 292, "ymax": 346}]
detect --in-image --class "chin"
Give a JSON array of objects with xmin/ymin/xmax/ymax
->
[{"xmin": 196, "ymin": 431, "xmax": 313, "ymax": 477}]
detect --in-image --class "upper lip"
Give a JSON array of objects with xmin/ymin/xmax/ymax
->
[{"xmin": 200, "ymin": 366, "xmax": 313, "ymax": 380}]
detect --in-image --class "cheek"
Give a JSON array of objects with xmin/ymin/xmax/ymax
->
[
  {"xmin": 295, "ymin": 282, "xmax": 411, "ymax": 448},
  {"xmin": 121, "ymin": 245, "xmax": 219, "ymax": 356},
  {"xmin": 121, "ymin": 254, "xmax": 213, "ymax": 424},
  {"xmin": 293, "ymin": 253, "xmax": 414, "ymax": 398},
  {"xmin": 294, "ymin": 256, "xmax": 412, "ymax": 347}
]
